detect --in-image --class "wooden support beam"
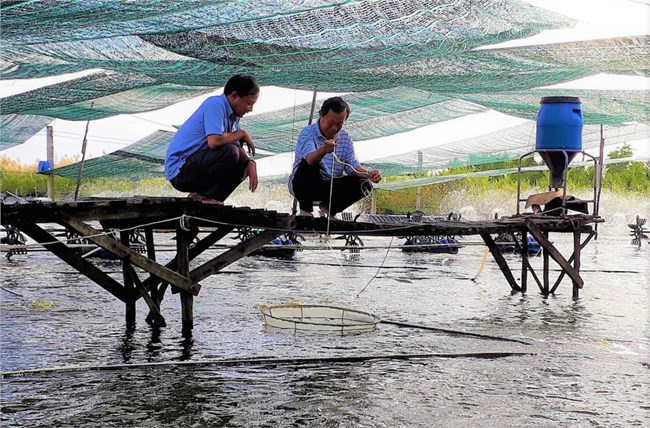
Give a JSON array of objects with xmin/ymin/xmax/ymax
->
[
  {"xmin": 123, "ymin": 263, "xmax": 166, "ymax": 327},
  {"xmin": 480, "ymin": 233, "xmax": 521, "ymax": 292},
  {"xmin": 16, "ymin": 223, "xmax": 128, "ymax": 302},
  {"xmin": 191, "ymin": 229, "xmax": 285, "ymax": 283},
  {"xmin": 511, "ymin": 232, "xmax": 544, "ymax": 294},
  {"xmin": 59, "ymin": 213, "xmax": 201, "ymax": 296},
  {"xmin": 139, "ymin": 225, "xmax": 234, "ymax": 295},
  {"xmin": 525, "ymin": 219, "xmax": 583, "ymax": 289},
  {"xmin": 550, "ymin": 230, "xmax": 595, "ymax": 295},
  {"xmin": 120, "ymin": 231, "xmax": 136, "ymax": 326}
]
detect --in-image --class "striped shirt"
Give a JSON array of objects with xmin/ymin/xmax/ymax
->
[{"xmin": 288, "ymin": 121, "xmax": 360, "ymax": 194}]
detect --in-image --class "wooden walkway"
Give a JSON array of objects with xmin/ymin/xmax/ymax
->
[{"xmin": 1, "ymin": 197, "xmax": 603, "ymax": 335}]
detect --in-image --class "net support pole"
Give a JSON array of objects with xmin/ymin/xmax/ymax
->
[
  {"xmin": 74, "ymin": 119, "xmax": 91, "ymax": 201},
  {"xmin": 46, "ymin": 125, "xmax": 54, "ymax": 199}
]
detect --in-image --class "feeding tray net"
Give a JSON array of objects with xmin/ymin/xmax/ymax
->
[{"xmin": 260, "ymin": 304, "xmax": 380, "ymax": 333}]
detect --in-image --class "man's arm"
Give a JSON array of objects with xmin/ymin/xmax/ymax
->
[
  {"xmin": 305, "ymin": 139, "xmax": 336, "ymax": 165},
  {"xmin": 206, "ymin": 130, "xmax": 255, "ymax": 156}
]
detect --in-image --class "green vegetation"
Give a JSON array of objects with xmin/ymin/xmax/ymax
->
[{"xmin": 2, "ymin": 144, "xmax": 648, "ymax": 216}]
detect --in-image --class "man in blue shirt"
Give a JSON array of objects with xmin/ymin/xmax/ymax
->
[
  {"xmin": 289, "ymin": 97, "xmax": 381, "ymax": 218},
  {"xmin": 165, "ymin": 75, "xmax": 259, "ymax": 204}
]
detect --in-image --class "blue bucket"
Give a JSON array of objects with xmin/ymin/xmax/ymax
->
[
  {"xmin": 37, "ymin": 161, "xmax": 51, "ymax": 173},
  {"xmin": 535, "ymin": 96, "xmax": 583, "ymax": 151}
]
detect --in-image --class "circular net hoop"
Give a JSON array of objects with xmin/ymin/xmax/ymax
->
[{"xmin": 260, "ymin": 304, "xmax": 380, "ymax": 333}]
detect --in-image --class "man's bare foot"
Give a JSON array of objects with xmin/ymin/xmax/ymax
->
[
  {"xmin": 188, "ymin": 193, "xmax": 223, "ymax": 205},
  {"xmin": 298, "ymin": 210, "xmax": 313, "ymax": 217},
  {"xmin": 318, "ymin": 203, "xmax": 339, "ymax": 220},
  {"xmin": 201, "ymin": 198, "xmax": 224, "ymax": 205}
]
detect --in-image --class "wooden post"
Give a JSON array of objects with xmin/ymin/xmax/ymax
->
[
  {"xmin": 371, "ymin": 189, "xmax": 377, "ymax": 215},
  {"xmin": 120, "ymin": 231, "xmax": 136, "ymax": 326},
  {"xmin": 46, "ymin": 125, "xmax": 54, "ymax": 199},
  {"xmin": 572, "ymin": 228, "xmax": 582, "ymax": 299},
  {"xmin": 176, "ymin": 222, "xmax": 193, "ymax": 337},
  {"xmin": 542, "ymin": 231, "xmax": 550, "ymax": 296},
  {"xmin": 520, "ymin": 230, "xmax": 528, "ymax": 294},
  {"xmin": 144, "ymin": 227, "xmax": 166, "ymax": 326}
]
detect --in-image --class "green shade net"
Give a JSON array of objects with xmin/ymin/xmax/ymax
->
[
  {"xmin": 368, "ymin": 122, "xmax": 650, "ymax": 179},
  {"xmin": 44, "ymin": 130, "xmax": 173, "ymax": 179},
  {"xmin": 0, "ymin": 114, "xmax": 53, "ymax": 151},
  {"xmin": 45, "ymin": 129, "xmax": 272, "ymax": 179},
  {"xmin": 248, "ymin": 87, "xmax": 487, "ymax": 153},
  {"xmin": 1, "ymin": 0, "xmax": 647, "ymax": 184},
  {"xmin": 457, "ymin": 89, "xmax": 650, "ymax": 125}
]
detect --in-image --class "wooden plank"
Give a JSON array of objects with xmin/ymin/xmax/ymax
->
[
  {"xmin": 191, "ymin": 229, "xmax": 284, "ymax": 282},
  {"xmin": 525, "ymin": 219, "xmax": 583, "ymax": 289},
  {"xmin": 59, "ymin": 213, "xmax": 201, "ymax": 296},
  {"xmin": 15, "ymin": 223, "xmax": 128, "ymax": 302},
  {"xmin": 480, "ymin": 233, "xmax": 521, "ymax": 292},
  {"xmin": 2, "ymin": 200, "xmax": 601, "ymax": 238}
]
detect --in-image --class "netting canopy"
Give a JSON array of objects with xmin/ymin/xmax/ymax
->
[{"xmin": 1, "ymin": 0, "xmax": 648, "ymax": 179}]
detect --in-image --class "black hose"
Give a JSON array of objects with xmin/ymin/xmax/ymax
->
[
  {"xmin": 1, "ymin": 351, "xmax": 534, "ymax": 378},
  {"xmin": 380, "ymin": 319, "xmax": 531, "ymax": 345}
]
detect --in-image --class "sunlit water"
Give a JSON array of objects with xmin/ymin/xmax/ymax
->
[{"xmin": 1, "ymin": 225, "xmax": 648, "ymax": 427}]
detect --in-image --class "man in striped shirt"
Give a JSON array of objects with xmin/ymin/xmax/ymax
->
[{"xmin": 289, "ymin": 97, "xmax": 382, "ymax": 218}]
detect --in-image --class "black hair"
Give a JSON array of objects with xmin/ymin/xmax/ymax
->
[
  {"xmin": 224, "ymin": 75, "xmax": 260, "ymax": 97},
  {"xmin": 319, "ymin": 96, "xmax": 350, "ymax": 119}
]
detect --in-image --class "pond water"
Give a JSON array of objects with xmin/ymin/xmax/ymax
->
[{"xmin": 1, "ymin": 227, "xmax": 648, "ymax": 427}]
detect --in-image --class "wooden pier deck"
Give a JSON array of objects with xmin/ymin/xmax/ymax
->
[{"xmin": 1, "ymin": 197, "xmax": 603, "ymax": 335}]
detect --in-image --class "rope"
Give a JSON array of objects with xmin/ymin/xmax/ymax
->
[
  {"xmin": 471, "ymin": 247, "xmax": 490, "ymax": 281},
  {"xmin": 1, "ymin": 351, "xmax": 533, "ymax": 378},
  {"xmin": 0, "ymin": 286, "xmax": 24, "ymax": 298},
  {"xmin": 326, "ymin": 151, "xmax": 336, "ymax": 236},
  {"xmin": 8, "ymin": 215, "xmax": 186, "ymax": 249},
  {"xmin": 356, "ymin": 236, "xmax": 394, "ymax": 297}
]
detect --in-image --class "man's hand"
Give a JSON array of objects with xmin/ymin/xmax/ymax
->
[
  {"xmin": 242, "ymin": 160, "xmax": 258, "ymax": 192},
  {"xmin": 368, "ymin": 170, "xmax": 382, "ymax": 183},
  {"xmin": 321, "ymin": 139, "xmax": 336, "ymax": 154},
  {"xmin": 239, "ymin": 130, "xmax": 256, "ymax": 156}
]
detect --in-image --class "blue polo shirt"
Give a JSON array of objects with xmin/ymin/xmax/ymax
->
[
  {"xmin": 288, "ymin": 121, "xmax": 360, "ymax": 194},
  {"xmin": 165, "ymin": 94, "xmax": 240, "ymax": 180}
]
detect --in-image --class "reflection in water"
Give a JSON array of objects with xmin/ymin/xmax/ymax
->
[
  {"xmin": 146, "ymin": 326, "xmax": 162, "ymax": 361},
  {"xmin": 180, "ymin": 336, "xmax": 194, "ymax": 361},
  {"xmin": 118, "ymin": 326, "xmax": 136, "ymax": 363}
]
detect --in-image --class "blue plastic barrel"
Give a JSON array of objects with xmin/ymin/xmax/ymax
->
[{"xmin": 535, "ymin": 96, "xmax": 583, "ymax": 151}]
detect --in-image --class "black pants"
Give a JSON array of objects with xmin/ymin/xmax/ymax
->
[
  {"xmin": 291, "ymin": 159, "xmax": 372, "ymax": 215},
  {"xmin": 170, "ymin": 144, "xmax": 246, "ymax": 201}
]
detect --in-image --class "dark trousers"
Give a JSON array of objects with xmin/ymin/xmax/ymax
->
[
  {"xmin": 170, "ymin": 144, "xmax": 246, "ymax": 201},
  {"xmin": 291, "ymin": 159, "xmax": 372, "ymax": 215}
]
